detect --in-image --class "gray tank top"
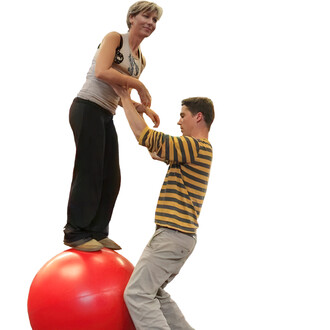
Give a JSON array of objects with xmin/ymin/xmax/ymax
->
[{"xmin": 77, "ymin": 33, "xmax": 145, "ymax": 114}]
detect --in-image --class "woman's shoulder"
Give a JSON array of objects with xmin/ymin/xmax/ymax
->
[
  {"xmin": 102, "ymin": 31, "xmax": 122, "ymax": 43},
  {"xmin": 97, "ymin": 31, "xmax": 123, "ymax": 50}
]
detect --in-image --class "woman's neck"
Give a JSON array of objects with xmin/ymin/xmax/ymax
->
[{"xmin": 128, "ymin": 31, "xmax": 144, "ymax": 57}]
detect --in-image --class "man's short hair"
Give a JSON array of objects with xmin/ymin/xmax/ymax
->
[{"xmin": 181, "ymin": 97, "xmax": 215, "ymax": 130}]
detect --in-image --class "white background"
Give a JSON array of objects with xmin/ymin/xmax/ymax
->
[{"xmin": 1, "ymin": 0, "xmax": 329, "ymax": 329}]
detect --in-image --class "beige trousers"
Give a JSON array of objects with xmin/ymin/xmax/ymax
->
[{"xmin": 124, "ymin": 227, "xmax": 197, "ymax": 330}]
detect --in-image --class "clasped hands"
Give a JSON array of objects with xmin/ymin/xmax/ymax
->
[{"xmin": 113, "ymin": 84, "xmax": 160, "ymax": 128}]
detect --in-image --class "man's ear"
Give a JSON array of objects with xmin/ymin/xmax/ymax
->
[{"xmin": 196, "ymin": 112, "xmax": 204, "ymax": 123}]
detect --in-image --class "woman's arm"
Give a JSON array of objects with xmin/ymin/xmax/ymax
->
[{"xmin": 94, "ymin": 32, "xmax": 151, "ymax": 107}]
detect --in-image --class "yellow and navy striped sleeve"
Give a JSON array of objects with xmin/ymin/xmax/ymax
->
[
  {"xmin": 139, "ymin": 127, "xmax": 213, "ymax": 234},
  {"xmin": 139, "ymin": 127, "xmax": 201, "ymax": 164}
]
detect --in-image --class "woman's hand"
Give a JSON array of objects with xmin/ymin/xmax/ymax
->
[
  {"xmin": 134, "ymin": 103, "xmax": 160, "ymax": 128},
  {"xmin": 145, "ymin": 108, "xmax": 160, "ymax": 128},
  {"xmin": 136, "ymin": 81, "xmax": 152, "ymax": 108}
]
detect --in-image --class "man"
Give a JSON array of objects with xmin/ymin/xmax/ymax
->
[{"xmin": 113, "ymin": 84, "xmax": 214, "ymax": 329}]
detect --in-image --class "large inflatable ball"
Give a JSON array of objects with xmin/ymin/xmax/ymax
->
[{"xmin": 28, "ymin": 248, "xmax": 135, "ymax": 330}]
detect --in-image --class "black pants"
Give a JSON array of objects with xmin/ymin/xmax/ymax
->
[{"xmin": 64, "ymin": 98, "xmax": 121, "ymax": 244}]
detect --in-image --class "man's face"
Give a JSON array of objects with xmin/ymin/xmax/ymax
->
[{"xmin": 177, "ymin": 106, "xmax": 196, "ymax": 136}]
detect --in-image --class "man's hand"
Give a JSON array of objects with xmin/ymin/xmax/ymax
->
[
  {"xmin": 149, "ymin": 152, "xmax": 165, "ymax": 162},
  {"xmin": 112, "ymin": 80, "xmax": 151, "ymax": 108},
  {"xmin": 112, "ymin": 84, "xmax": 147, "ymax": 140},
  {"xmin": 112, "ymin": 84, "xmax": 130, "ymax": 99}
]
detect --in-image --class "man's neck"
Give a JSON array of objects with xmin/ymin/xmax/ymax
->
[
  {"xmin": 191, "ymin": 127, "xmax": 209, "ymax": 140},
  {"xmin": 191, "ymin": 133, "xmax": 208, "ymax": 140}
]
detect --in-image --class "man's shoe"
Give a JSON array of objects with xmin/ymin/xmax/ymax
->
[
  {"xmin": 98, "ymin": 238, "xmax": 122, "ymax": 250},
  {"xmin": 65, "ymin": 239, "xmax": 103, "ymax": 252}
]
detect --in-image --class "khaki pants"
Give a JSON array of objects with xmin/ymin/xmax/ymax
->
[{"xmin": 124, "ymin": 227, "xmax": 197, "ymax": 330}]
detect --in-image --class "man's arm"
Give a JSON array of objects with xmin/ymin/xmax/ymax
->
[
  {"xmin": 115, "ymin": 84, "xmax": 200, "ymax": 165},
  {"xmin": 112, "ymin": 85, "xmax": 148, "ymax": 141}
]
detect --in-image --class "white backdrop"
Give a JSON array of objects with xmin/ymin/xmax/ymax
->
[{"xmin": 1, "ymin": 0, "xmax": 329, "ymax": 329}]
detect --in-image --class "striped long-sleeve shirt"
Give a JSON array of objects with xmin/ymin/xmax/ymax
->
[{"xmin": 139, "ymin": 127, "xmax": 213, "ymax": 234}]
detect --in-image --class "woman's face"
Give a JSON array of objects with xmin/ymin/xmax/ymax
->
[{"xmin": 130, "ymin": 11, "xmax": 158, "ymax": 37}]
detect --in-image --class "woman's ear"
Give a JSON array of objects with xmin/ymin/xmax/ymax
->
[{"xmin": 129, "ymin": 14, "xmax": 134, "ymax": 26}]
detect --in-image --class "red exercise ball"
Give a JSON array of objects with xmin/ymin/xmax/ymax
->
[{"xmin": 27, "ymin": 248, "xmax": 135, "ymax": 330}]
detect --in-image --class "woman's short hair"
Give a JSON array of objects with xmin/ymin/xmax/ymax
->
[{"xmin": 127, "ymin": 1, "xmax": 163, "ymax": 29}]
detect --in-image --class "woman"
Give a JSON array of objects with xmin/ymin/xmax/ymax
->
[{"xmin": 64, "ymin": 1, "xmax": 163, "ymax": 252}]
